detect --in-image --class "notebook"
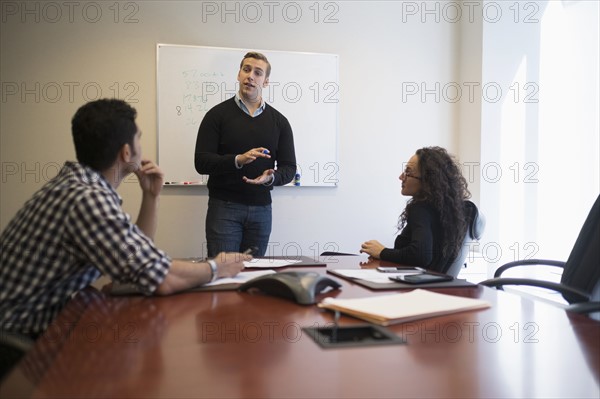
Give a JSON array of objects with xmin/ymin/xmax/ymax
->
[{"xmin": 318, "ymin": 289, "xmax": 491, "ymax": 326}]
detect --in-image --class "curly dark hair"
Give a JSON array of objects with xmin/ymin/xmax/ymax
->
[
  {"xmin": 71, "ymin": 99, "xmax": 138, "ymax": 171},
  {"xmin": 399, "ymin": 146, "xmax": 471, "ymax": 263}
]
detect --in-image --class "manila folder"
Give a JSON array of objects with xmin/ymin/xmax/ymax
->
[{"xmin": 318, "ymin": 289, "xmax": 490, "ymax": 326}]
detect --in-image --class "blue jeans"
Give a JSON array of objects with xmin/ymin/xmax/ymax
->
[{"xmin": 205, "ymin": 197, "xmax": 272, "ymax": 257}]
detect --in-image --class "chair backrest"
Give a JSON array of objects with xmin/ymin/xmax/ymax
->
[
  {"xmin": 443, "ymin": 201, "xmax": 486, "ymax": 277},
  {"xmin": 560, "ymin": 194, "xmax": 600, "ymax": 303},
  {"xmin": 0, "ymin": 329, "xmax": 34, "ymax": 380}
]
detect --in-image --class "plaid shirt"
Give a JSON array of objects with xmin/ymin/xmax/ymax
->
[{"xmin": 0, "ymin": 162, "xmax": 171, "ymax": 335}]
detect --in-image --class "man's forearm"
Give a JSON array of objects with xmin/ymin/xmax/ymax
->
[
  {"xmin": 136, "ymin": 194, "xmax": 160, "ymax": 239},
  {"xmin": 155, "ymin": 259, "xmax": 213, "ymax": 295}
]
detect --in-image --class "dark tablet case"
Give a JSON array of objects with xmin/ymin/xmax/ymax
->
[{"xmin": 327, "ymin": 269, "xmax": 476, "ymax": 290}]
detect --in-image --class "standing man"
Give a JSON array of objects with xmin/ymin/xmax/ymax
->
[
  {"xmin": 195, "ymin": 51, "xmax": 297, "ymax": 257},
  {"xmin": 0, "ymin": 99, "xmax": 250, "ymax": 340}
]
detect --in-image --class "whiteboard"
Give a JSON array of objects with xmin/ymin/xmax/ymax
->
[{"xmin": 156, "ymin": 44, "xmax": 339, "ymax": 186}]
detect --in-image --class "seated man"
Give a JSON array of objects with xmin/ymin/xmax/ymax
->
[{"xmin": 0, "ymin": 99, "xmax": 251, "ymax": 339}]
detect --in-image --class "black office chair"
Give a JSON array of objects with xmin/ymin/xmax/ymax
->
[
  {"xmin": 442, "ymin": 200, "xmax": 486, "ymax": 277},
  {"xmin": 0, "ymin": 329, "xmax": 34, "ymax": 381},
  {"xmin": 566, "ymin": 301, "xmax": 600, "ymax": 314},
  {"xmin": 480, "ymin": 195, "xmax": 600, "ymax": 315}
]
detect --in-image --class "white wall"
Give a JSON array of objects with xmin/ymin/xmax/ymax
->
[{"xmin": 1, "ymin": 1, "xmax": 464, "ymax": 258}]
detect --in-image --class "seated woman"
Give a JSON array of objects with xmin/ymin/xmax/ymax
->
[{"xmin": 360, "ymin": 146, "xmax": 470, "ymax": 273}]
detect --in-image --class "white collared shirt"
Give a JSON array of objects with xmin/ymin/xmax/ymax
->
[{"xmin": 235, "ymin": 92, "xmax": 266, "ymax": 117}]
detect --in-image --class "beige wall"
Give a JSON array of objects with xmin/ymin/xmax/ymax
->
[{"xmin": 1, "ymin": 1, "xmax": 480, "ymax": 257}]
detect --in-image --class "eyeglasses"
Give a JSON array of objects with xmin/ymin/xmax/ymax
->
[{"xmin": 402, "ymin": 170, "xmax": 422, "ymax": 180}]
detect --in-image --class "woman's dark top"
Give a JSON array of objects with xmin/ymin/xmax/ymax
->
[{"xmin": 379, "ymin": 202, "xmax": 447, "ymax": 272}]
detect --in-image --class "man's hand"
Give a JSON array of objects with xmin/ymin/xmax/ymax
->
[
  {"xmin": 213, "ymin": 252, "xmax": 252, "ymax": 278},
  {"xmin": 243, "ymin": 169, "xmax": 274, "ymax": 185},
  {"xmin": 135, "ymin": 160, "xmax": 164, "ymax": 197},
  {"xmin": 236, "ymin": 147, "xmax": 271, "ymax": 166}
]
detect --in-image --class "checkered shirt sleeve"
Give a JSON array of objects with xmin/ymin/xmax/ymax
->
[{"xmin": 65, "ymin": 187, "xmax": 171, "ymax": 294}]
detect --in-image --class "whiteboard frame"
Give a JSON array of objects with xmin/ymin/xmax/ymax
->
[{"xmin": 156, "ymin": 43, "xmax": 339, "ymax": 187}]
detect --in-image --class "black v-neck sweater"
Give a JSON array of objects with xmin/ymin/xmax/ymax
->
[{"xmin": 195, "ymin": 97, "xmax": 296, "ymax": 205}]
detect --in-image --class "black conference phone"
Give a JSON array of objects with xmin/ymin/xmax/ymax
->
[{"xmin": 239, "ymin": 271, "xmax": 341, "ymax": 305}]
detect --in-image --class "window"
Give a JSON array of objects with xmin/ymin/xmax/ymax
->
[{"xmin": 479, "ymin": 0, "xmax": 599, "ymax": 271}]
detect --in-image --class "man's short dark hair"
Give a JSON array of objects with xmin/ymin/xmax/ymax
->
[
  {"xmin": 71, "ymin": 99, "xmax": 137, "ymax": 171},
  {"xmin": 240, "ymin": 51, "xmax": 271, "ymax": 78}
]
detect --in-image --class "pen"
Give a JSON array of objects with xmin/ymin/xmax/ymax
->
[
  {"xmin": 164, "ymin": 181, "xmax": 202, "ymax": 185},
  {"xmin": 243, "ymin": 246, "xmax": 258, "ymax": 255},
  {"xmin": 332, "ymin": 310, "xmax": 340, "ymax": 343},
  {"xmin": 262, "ymin": 149, "xmax": 269, "ymax": 154}
]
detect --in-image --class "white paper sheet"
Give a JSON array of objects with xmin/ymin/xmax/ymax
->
[
  {"xmin": 243, "ymin": 259, "xmax": 303, "ymax": 269},
  {"xmin": 204, "ymin": 270, "xmax": 276, "ymax": 286}
]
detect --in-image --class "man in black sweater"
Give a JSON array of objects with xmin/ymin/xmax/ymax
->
[{"xmin": 195, "ymin": 51, "xmax": 296, "ymax": 257}]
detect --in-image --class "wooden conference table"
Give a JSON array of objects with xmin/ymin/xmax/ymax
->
[{"xmin": 1, "ymin": 256, "xmax": 599, "ymax": 398}]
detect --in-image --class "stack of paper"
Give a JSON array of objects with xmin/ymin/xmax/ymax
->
[
  {"xmin": 204, "ymin": 270, "xmax": 275, "ymax": 286},
  {"xmin": 318, "ymin": 289, "xmax": 490, "ymax": 326},
  {"xmin": 243, "ymin": 259, "xmax": 302, "ymax": 268}
]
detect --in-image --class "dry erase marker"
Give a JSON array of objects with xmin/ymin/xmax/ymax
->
[
  {"xmin": 183, "ymin": 181, "xmax": 201, "ymax": 185},
  {"xmin": 262, "ymin": 149, "xmax": 269, "ymax": 154},
  {"xmin": 243, "ymin": 246, "xmax": 258, "ymax": 255}
]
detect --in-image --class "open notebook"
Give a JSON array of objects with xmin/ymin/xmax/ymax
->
[{"xmin": 318, "ymin": 289, "xmax": 490, "ymax": 326}]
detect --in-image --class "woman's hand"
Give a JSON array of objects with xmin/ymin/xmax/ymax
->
[{"xmin": 359, "ymin": 240, "xmax": 386, "ymax": 259}]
